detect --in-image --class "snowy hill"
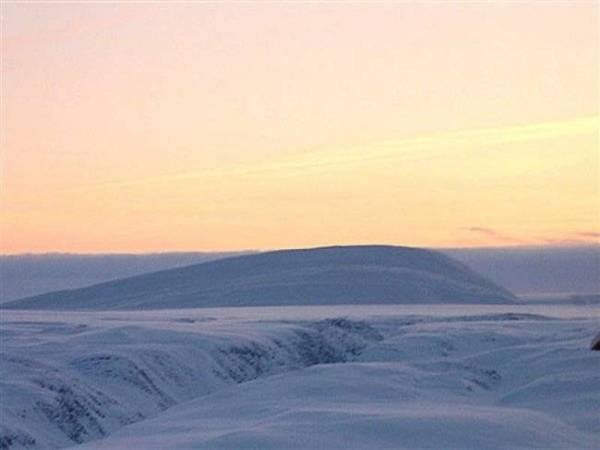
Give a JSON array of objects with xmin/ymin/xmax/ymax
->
[
  {"xmin": 2, "ymin": 246, "xmax": 516, "ymax": 310},
  {"xmin": 2, "ymin": 246, "xmax": 597, "ymax": 303}
]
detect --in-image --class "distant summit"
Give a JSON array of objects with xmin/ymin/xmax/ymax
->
[{"xmin": 2, "ymin": 245, "xmax": 517, "ymax": 310}]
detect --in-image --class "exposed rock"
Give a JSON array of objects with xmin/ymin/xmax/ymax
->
[{"xmin": 591, "ymin": 332, "xmax": 600, "ymax": 351}]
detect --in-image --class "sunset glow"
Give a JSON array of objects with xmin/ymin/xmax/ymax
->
[{"xmin": 1, "ymin": 2, "xmax": 598, "ymax": 253}]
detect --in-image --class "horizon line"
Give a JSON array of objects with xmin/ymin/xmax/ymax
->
[{"xmin": 1, "ymin": 242, "xmax": 599, "ymax": 257}]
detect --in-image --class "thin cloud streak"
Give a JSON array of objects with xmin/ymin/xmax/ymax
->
[
  {"xmin": 574, "ymin": 231, "xmax": 600, "ymax": 239},
  {"xmin": 461, "ymin": 228, "xmax": 600, "ymax": 248},
  {"xmin": 56, "ymin": 116, "xmax": 599, "ymax": 194},
  {"xmin": 462, "ymin": 227, "xmax": 527, "ymax": 245}
]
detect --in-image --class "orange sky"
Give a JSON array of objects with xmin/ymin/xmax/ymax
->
[{"xmin": 1, "ymin": 2, "xmax": 598, "ymax": 253}]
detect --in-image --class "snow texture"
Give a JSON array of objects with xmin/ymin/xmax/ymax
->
[{"xmin": 1, "ymin": 304, "xmax": 598, "ymax": 449}]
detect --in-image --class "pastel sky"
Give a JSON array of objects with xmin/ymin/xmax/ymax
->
[{"xmin": 1, "ymin": 2, "xmax": 598, "ymax": 253}]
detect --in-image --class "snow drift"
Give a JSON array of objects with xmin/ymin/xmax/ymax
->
[
  {"xmin": 2, "ymin": 246, "xmax": 516, "ymax": 310},
  {"xmin": 1, "ymin": 305, "xmax": 598, "ymax": 449},
  {"xmin": 0, "ymin": 314, "xmax": 383, "ymax": 449}
]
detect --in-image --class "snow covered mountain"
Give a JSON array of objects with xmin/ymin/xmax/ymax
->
[{"xmin": 2, "ymin": 246, "xmax": 516, "ymax": 310}]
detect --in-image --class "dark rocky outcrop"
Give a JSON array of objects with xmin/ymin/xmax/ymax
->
[{"xmin": 591, "ymin": 333, "xmax": 600, "ymax": 351}]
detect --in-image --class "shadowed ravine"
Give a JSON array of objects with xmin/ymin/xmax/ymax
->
[{"xmin": 0, "ymin": 318, "xmax": 383, "ymax": 449}]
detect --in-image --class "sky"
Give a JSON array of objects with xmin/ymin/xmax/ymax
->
[{"xmin": 1, "ymin": 1, "xmax": 598, "ymax": 253}]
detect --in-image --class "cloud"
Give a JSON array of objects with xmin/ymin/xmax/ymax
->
[
  {"xmin": 542, "ymin": 238, "xmax": 592, "ymax": 246},
  {"xmin": 463, "ymin": 228, "xmax": 600, "ymax": 247},
  {"xmin": 541, "ymin": 232, "xmax": 600, "ymax": 246},
  {"xmin": 462, "ymin": 227, "xmax": 527, "ymax": 244},
  {"xmin": 55, "ymin": 115, "xmax": 599, "ymax": 194},
  {"xmin": 464, "ymin": 227, "xmax": 498, "ymax": 237},
  {"xmin": 574, "ymin": 231, "xmax": 600, "ymax": 239}
]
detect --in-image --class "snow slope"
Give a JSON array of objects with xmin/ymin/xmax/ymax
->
[
  {"xmin": 0, "ymin": 311, "xmax": 383, "ymax": 449},
  {"xmin": 0, "ymin": 252, "xmax": 248, "ymax": 303},
  {"xmin": 1, "ymin": 304, "xmax": 598, "ymax": 449},
  {"xmin": 2, "ymin": 246, "xmax": 516, "ymax": 310}
]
